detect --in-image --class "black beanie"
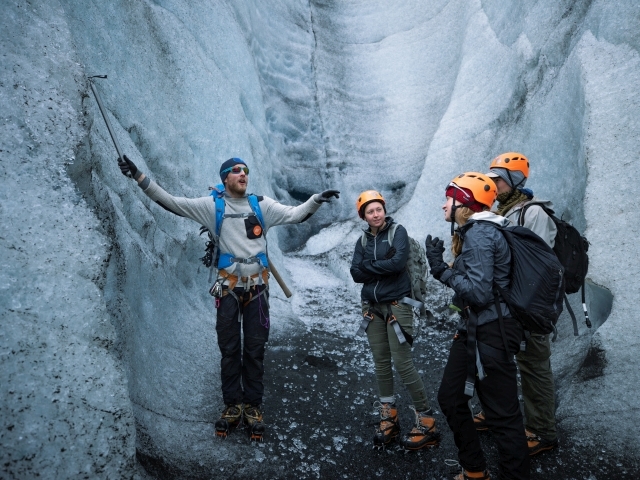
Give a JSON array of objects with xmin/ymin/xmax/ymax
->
[{"xmin": 219, "ymin": 157, "xmax": 247, "ymax": 183}]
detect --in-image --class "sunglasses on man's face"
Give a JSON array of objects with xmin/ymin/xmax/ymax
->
[{"xmin": 222, "ymin": 165, "xmax": 250, "ymax": 175}]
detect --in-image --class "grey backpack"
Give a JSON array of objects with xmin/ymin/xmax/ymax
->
[{"xmin": 361, "ymin": 224, "xmax": 429, "ymax": 316}]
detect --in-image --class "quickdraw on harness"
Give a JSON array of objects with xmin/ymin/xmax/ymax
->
[
  {"xmin": 356, "ymin": 301, "xmax": 414, "ymax": 346},
  {"xmin": 203, "ymin": 184, "xmax": 270, "ymax": 318}
]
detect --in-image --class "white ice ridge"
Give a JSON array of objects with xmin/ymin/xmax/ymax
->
[{"xmin": 1, "ymin": 0, "xmax": 639, "ymax": 477}]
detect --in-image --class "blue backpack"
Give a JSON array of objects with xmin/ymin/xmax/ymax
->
[{"xmin": 199, "ymin": 184, "xmax": 267, "ymax": 272}]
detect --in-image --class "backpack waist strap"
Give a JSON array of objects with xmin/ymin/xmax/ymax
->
[
  {"xmin": 400, "ymin": 296, "xmax": 422, "ymax": 309},
  {"xmin": 218, "ymin": 252, "xmax": 269, "ymax": 269}
]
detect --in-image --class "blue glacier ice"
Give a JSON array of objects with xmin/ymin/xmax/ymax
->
[{"xmin": 1, "ymin": 0, "xmax": 639, "ymax": 477}]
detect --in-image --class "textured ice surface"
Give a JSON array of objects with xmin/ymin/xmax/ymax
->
[
  {"xmin": 1, "ymin": 0, "xmax": 639, "ymax": 477},
  {"xmin": 0, "ymin": 2, "xmax": 136, "ymax": 478}
]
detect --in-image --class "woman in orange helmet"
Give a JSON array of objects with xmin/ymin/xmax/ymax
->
[
  {"xmin": 425, "ymin": 173, "xmax": 529, "ymax": 480},
  {"xmin": 350, "ymin": 191, "xmax": 439, "ymax": 451}
]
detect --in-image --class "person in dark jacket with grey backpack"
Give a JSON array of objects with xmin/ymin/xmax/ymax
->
[
  {"xmin": 425, "ymin": 173, "xmax": 529, "ymax": 480},
  {"xmin": 350, "ymin": 190, "xmax": 439, "ymax": 452}
]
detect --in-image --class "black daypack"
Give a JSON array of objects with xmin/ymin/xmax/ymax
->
[
  {"xmin": 478, "ymin": 221, "xmax": 565, "ymax": 336},
  {"xmin": 519, "ymin": 202, "xmax": 591, "ymax": 333}
]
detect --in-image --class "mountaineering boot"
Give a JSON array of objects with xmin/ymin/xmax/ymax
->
[
  {"xmin": 215, "ymin": 404, "xmax": 243, "ymax": 438},
  {"xmin": 243, "ymin": 404, "xmax": 265, "ymax": 442},
  {"xmin": 526, "ymin": 429, "xmax": 558, "ymax": 456},
  {"xmin": 453, "ymin": 469, "xmax": 491, "ymax": 480},
  {"xmin": 473, "ymin": 410, "xmax": 488, "ymax": 431},
  {"xmin": 372, "ymin": 402, "xmax": 400, "ymax": 449},
  {"xmin": 401, "ymin": 407, "xmax": 440, "ymax": 450}
]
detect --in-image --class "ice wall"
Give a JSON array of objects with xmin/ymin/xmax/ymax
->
[
  {"xmin": 0, "ymin": 2, "xmax": 136, "ymax": 478},
  {"xmin": 1, "ymin": 0, "xmax": 639, "ymax": 477}
]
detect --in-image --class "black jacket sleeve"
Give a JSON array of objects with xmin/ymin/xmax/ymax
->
[
  {"xmin": 360, "ymin": 225, "xmax": 409, "ymax": 276},
  {"xmin": 350, "ymin": 238, "xmax": 376, "ymax": 284}
]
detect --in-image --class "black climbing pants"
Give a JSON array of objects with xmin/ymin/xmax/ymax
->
[
  {"xmin": 216, "ymin": 285, "xmax": 270, "ymax": 406},
  {"xmin": 437, "ymin": 318, "xmax": 530, "ymax": 480}
]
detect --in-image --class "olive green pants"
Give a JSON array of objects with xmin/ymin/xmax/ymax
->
[
  {"xmin": 516, "ymin": 333, "xmax": 557, "ymax": 441},
  {"xmin": 364, "ymin": 301, "xmax": 430, "ymax": 411}
]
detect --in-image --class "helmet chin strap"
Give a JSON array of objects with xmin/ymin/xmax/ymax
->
[{"xmin": 450, "ymin": 203, "xmax": 458, "ymax": 236}]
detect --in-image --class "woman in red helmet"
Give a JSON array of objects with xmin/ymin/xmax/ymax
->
[
  {"xmin": 425, "ymin": 174, "xmax": 529, "ymax": 480},
  {"xmin": 350, "ymin": 191, "xmax": 439, "ymax": 451}
]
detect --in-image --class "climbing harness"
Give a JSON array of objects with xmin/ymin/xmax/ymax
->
[{"xmin": 356, "ymin": 302, "xmax": 413, "ymax": 346}]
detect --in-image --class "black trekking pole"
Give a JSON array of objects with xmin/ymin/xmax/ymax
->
[{"xmin": 87, "ymin": 75, "xmax": 131, "ymax": 177}]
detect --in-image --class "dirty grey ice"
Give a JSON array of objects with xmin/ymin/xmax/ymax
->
[{"xmin": 1, "ymin": 0, "xmax": 639, "ymax": 478}]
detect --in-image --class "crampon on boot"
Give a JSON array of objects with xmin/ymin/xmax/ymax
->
[
  {"xmin": 453, "ymin": 469, "xmax": 491, "ymax": 480},
  {"xmin": 372, "ymin": 401, "xmax": 400, "ymax": 449},
  {"xmin": 243, "ymin": 404, "xmax": 265, "ymax": 442},
  {"xmin": 215, "ymin": 404, "xmax": 243, "ymax": 439},
  {"xmin": 401, "ymin": 407, "xmax": 440, "ymax": 451},
  {"xmin": 526, "ymin": 429, "xmax": 558, "ymax": 456},
  {"xmin": 473, "ymin": 410, "xmax": 488, "ymax": 432}
]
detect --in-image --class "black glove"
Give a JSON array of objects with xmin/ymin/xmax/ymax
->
[
  {"xmin": 315, "ymin": 189, "xmax": 340, "ymax": 203},
  {"xmin": 118, "ymin": 155, "xmax": 140, "ymax": 180},
  {"xmin": 425, "ymin": 234, "xmax": 448, "ymax": 280}
]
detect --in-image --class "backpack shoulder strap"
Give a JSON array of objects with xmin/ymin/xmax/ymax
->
[
  {"xmin": 361, "ymin": 223, "xmax": 399, "ymax": 248},
  {"xmin": 387, "ymin": 223, "xmax": 399, "ymax": 246},
  {"xmin": 209, "ymin": 184, "xmax": 226, "ymax": 237},
  {"xmin": 518, "ymin": 201, "xmax": 556, "ymax": 226},
  {"xmin": 211, "ymin": 188, "xmax": 266, "ymax": 237},
  {"xmin": 247, "ymin": 194, "xmax": 265, "ymax": 228}
]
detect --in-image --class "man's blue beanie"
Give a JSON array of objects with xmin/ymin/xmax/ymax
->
[{"xmin": 220, "ymin": 157, "xmax": 247, "ymax": 183}]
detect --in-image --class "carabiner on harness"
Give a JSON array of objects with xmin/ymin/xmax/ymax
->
[{"xmin": 209, "ymin": 280, "xmax": 223, "ymax": 298}]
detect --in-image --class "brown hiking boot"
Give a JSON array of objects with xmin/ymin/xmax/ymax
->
[
  {"xmin": 243, "ymin": 404, "xmax": 265, "ymax": 441},
  {"xmin": 473, "ymin": 410, "xmax": 488, "ymax": 431},
  {"xmin": 400, "ymin": 407, "xmax": 440, "ymax": 450},
  {"xmin": 453, "ymin": 469, "xmax": 491, "ymax": 480},
  {"xmin": 526, "ymin": 429, "xmax": 558, "ymax": 456},
  {"xmin": 372, "ymin": 401, "xmax": 400, "ymax": 449},
  {"xmin": 215, "ymin": 403, "xmax": 243, "ymax": 438}
]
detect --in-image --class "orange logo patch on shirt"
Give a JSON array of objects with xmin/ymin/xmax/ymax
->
[{"xmin": 253, "ymin": 225, "xmax": 262, "ymax": 236}]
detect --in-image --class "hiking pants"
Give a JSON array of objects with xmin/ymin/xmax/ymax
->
[
  {"xmin": 365, "ymin": 301, "xmax": 430, "ymax": 411},
  {"xmin": 516, "ymin": 333, "xmax": 556, "ymax": 441},
  {"xmin": 216, "ymin": 285, "xmax": 269, "ymax": 406},
  {"xmin": 438, "ymin": 319, "xmax": 530, "ymax": 480}
]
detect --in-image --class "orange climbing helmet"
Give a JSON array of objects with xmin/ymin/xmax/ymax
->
[
  {"xmin": 447, "ymin": 172, "xmax": 497, "ymax": 211},
  {"xmin": 356, "ymin": 190, "xmax": 386, "ymax": 219},
  {"xmin": 487, "ymin": 152, "xmax": 529, "ymax": 189}
]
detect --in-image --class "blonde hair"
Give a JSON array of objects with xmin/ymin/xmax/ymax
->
[{"xmin": 451, "ymin": 206, "xmax": 480, "ymax": 258}]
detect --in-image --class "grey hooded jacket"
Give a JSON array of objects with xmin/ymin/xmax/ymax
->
[
  {"xmin": 503, "ymin": 197, "xmax": 557, "ymax": 248},
  {"xmin": 439, "ymin": 212, "xmax": 512, "ymax": 330}
]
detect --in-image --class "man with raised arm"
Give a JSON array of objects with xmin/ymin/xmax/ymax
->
[{"xmin": 119, "ymin": 155, "xmax": 339, "ymax": 441}]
